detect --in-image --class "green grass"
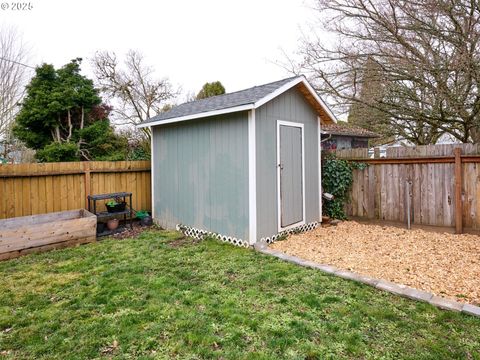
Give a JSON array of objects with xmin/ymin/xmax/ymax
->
[{"xmin": 0, "ymin": 230, "xmax": 479, "ymax": 359}]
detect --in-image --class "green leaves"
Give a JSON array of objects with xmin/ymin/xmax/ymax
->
[
  {"xmin": 322, "ymin": 155, "xmax": 367, "ymax": 219},
  {"xmin": 135, "ymin": 210, "xmax": 149, "ymax": 219},
  {"xmin": 196, "ymin": 81, "xmax": 226, "ymax": 99},
  {"xmin": 13, "ymin": 59, "xmax": 128, "ymax": 162},
  {"xmin": 14, "ymin": 60, "xmax": 102, "ymax": 150},
  {"xmin": 78, "ymin": 120, "xmax": 128, "ymax": 161},
  {"xmin": 36, "ymin": 142, "xmax": 79, "ymax": 162}
]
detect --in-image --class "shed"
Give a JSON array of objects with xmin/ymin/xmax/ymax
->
[
  {"xmin": 321, "ymin": 123, "xmax": 380, "ymax": 150},
  {"xmin": 138, "ymin": 76, "xmax": 337, "ymax": 245}
]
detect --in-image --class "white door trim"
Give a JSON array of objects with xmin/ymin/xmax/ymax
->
[
  {"xmin": 248, "ymin": 110, "xmax": 257, "ymax": 244},
  {"xmin": 150, "ymin": 127, "xmax": 155, "ymax": 219},
  {"xmin": 276, "ymin": 120, "xmax": 306, "ymax": 232}
]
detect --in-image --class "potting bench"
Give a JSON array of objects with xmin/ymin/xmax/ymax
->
[{"xmin": 87, "ymin": 192, "xmax": 134, "ymax": 236}]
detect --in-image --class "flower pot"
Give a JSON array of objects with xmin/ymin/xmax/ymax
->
[
  {"xmin": 106, "ymin": 202, "xmax": 126, "ymax": 213},
  {"xmin": 141, "ymin": 215, "xmax": 153, "ymax": 226},
  {"xmin": 107, "ymin": 218, "xmax": 119, "ymax": 231}
]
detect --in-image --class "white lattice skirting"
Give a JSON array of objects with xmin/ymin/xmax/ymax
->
[
  {"xmin": 260, "ymin": 222, "xmax": 319, "ymax": 244},
  {"xmin": 175, "ymin": 224, "xmax": 250, "ymax": 248},
  {"xmin": 176, "ymin": 221, "xmax": 319, "ymax": 248}
]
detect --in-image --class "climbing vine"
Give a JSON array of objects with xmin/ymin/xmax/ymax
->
[{"xmin": 322, "ymin": 154, "xmax": 367, "ymax": 219}]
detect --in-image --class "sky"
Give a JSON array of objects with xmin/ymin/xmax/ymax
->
[{"xmin": 1, "ymin": 0, "xmax": 318, "ymax": 96}]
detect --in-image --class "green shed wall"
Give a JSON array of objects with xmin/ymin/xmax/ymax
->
[
  {"xmin": 152, "ymin": 112, "xmax": 250, "ymax": 241},
  {"xmin": 255, "ymin": 87, "xmax": 321, "ymax": 240}
]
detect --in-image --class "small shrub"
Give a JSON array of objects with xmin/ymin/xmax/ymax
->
[
  {"xmin": 135, "ymin": 210, "xmax": 150, "ymax": 219},
  {"xmin": 36, "ymin": 142, "xmax": 79, "ymax": 162}
]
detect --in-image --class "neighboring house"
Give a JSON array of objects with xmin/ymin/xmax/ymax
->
[
  {"xmin": 139, "ymin": 75, "xmax": 337, "ymax": 245},
  {"xmin": 321, "ymin": 123, "xmax": 380, "ymax": 150},
  {"xmin": 0, "ymin": 141, "xmax": 35, "ymax": 164},
  {"xmin": 0, "ymin": 143, "xmax": 5, "ymax": 163}
]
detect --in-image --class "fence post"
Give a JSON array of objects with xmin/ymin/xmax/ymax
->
[
  {"xmin": 84, "ymin": 162, "xmax": 91, "ymax": 209},
  {"xmin": 454, "ymin": 148, "xmax": 463, "ymax": 234}
]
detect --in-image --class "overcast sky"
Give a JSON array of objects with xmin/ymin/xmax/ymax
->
[{"xmin": 2, "ymin": 0, "xmax": 317, "ymax": 96}]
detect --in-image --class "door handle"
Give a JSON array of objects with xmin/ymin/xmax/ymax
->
[{"xmin": 278, "ymin": 163, "xmax": 284, "ymax": 170}]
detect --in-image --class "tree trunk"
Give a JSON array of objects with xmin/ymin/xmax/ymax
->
[
  {"xmin": 55, "ymin": 125, "xmax": 61, "ymax": 142},
  {"xmin": 141, "ymin": 126, "xmax": 151, "ymax": 141},
  {"xmin": 67, "ymin": 109, "xmax": 72, "ymax": 141},
  {"xmin": 80, "ymin": 106, "xmax": 84, "ymax": 129},
  {"xmin": 470, "ymin": 127, "xmax": 480, "ymax": 143}
]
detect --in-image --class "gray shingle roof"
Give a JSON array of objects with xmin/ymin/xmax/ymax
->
[
  {"xmin": 141, "ymin": 75, "xmax": 302, "ymax": 125},
  {"xmin": 321, "ymin": 123, "xmax": 380, "ymax": 138}
]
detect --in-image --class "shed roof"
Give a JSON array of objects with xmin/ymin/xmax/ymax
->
[
  {"xmin": 138, "ymin": 76, "xmax": 337, "ymax": 128},
  {"xmin": 321, "ymin": 123, "xmax": 380, "ymax": 138}
]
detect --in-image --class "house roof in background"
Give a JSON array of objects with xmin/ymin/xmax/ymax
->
[
  {"xmin": 138, "ymin": 76, "xmax": 337, "ymax": 127},
  {"xmin": 321, "ymin": 123, "xmax": 380, "ymax": 138}
]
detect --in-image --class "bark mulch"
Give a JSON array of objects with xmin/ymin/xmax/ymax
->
[{"xmin": 270, "ymin": 221, "xmax": 480, "ymax": 305}]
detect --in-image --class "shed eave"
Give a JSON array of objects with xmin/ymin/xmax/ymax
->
[{"xmin": 137, "ymin": 103, "xmax": 255, "ymax": 128}]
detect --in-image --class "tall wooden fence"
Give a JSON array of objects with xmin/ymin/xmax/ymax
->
[
  {"xmin": 0, "ymin": 161, "xmax": 151, "ymax": 220},
  {"xmin": 328, "ymin": 144, "xmax": 480, "ymax": 232}
]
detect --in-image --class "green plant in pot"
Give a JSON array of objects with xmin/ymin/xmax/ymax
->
[
  {"xmin": 136, "ymin": 210, "xmax": 153, "ymax": 226},
  {"xmin": 105, "ymin": 198, "xmax": 126, "ymax": 213}
]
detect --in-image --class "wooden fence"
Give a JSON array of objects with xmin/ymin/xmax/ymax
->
[
  {"xmin": 0, "ymin": 161, "xmax": 151, "ymax": 220},
  {"xmin": 328, "ymin": 144, "xmax": 480, "ymax": 232}
]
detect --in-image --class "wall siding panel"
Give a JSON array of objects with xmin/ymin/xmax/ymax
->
[
  {"xmin": 152, "ymin": 112, "xmax": 249, "ymax": 241},
  {"xmin": 255, "ymin": 87, "xmax": 320, "ymax": 239}
]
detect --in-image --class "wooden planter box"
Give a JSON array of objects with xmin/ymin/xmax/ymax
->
[{"xmin": 0, "ymin": 209, "xmax": 97, "ymax": 261}]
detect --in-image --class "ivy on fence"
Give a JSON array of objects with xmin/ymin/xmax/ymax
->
[{"xmin": 322, "ymin": 154, "xmax": 367, "ymax": 219}]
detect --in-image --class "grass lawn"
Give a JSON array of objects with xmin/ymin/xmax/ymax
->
[{"xmin": 0, "ymin": 230, "xmax": 479, "ymax": 359}]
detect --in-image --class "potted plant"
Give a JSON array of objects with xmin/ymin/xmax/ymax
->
[
  {"xmin": 105, "ymin": 198, "xmax": 126, "ymax": 213},
  {"xmin": 136, "ymin": 210, "xmax": 153, "ymax": 226}
]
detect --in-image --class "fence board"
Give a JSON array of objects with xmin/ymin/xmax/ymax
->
[
  {"xmin": 0, "ymin": 161, "xmax": 151, "ymax": 219},
  {"xmin": 328, "ymin": 144, "xmax": 480, "ymax": 230},
  {"xmin": 22, "ymin": 175, "xmax": 31, "ymax": 217}
]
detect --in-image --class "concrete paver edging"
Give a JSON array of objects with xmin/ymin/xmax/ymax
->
[{"xmin": 255, "ymin": 245, "xmax": 480, "ymax": 318}]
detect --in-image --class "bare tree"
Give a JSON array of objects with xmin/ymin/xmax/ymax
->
[
  {"xmin": 92, "ymin": 50, "xmax": 176, "ymax": 139},
  {"xmin": 291, "ymin": 0, "xmax": 480, "ymax": 144},
  {"xmin": 0, "ymin": 25, "xmax": 31, "ymax": 142}
]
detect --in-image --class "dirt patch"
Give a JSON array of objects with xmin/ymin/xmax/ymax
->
[
  {"xmin": 111, "ymin": 222, "xmax": 153, "ymax": 239},
  {"xmin": 167, "ymin": 236, "xmax": 202, "ymax": 248},
  {"xmin": 270, "ymin": 221, "xmax": 480, "ymax": 305}
]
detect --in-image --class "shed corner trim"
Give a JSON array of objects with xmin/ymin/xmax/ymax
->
[
  {"xmin": 317, "ymin": 116, "xmax": 322, "ymax": 221},
  {"xmin": 248, "ymin": 109, "xmax": 257, "ymax": 244}
]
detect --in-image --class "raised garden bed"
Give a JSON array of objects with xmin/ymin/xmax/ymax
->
[{"xmin": 0, "ymin": 209, "xmax": 96, "ymax": 261}]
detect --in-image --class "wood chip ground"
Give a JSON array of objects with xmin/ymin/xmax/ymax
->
[{"xmin": 270, "ymin": 221, "xmax": 480, "ymax": 305}]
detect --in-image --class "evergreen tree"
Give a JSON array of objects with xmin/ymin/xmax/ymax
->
[
  {"xmin": 196, "ymin": 81, "xmax": 225, "ymax": 99},
  {"xmin": 13, "ymin": 59, "xmax": 127, "ymax": 161}
]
